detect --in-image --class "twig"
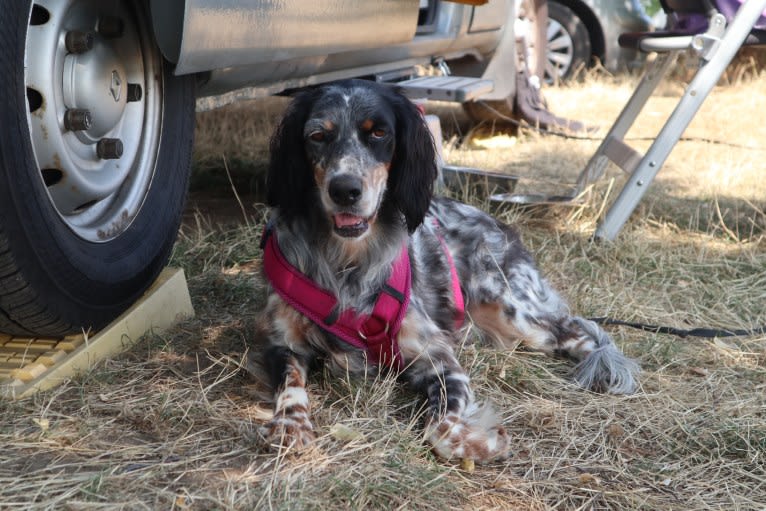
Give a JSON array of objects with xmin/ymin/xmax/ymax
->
[{"xmin": 223, "ymin": 154, "xmax": 251, "ymax": 228}]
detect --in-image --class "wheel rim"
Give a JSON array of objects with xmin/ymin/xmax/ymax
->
[
  {"xmin": 545, "ymin": 18, "xmax": 574, "ymax": 82},
  {"xmin": 24, "ymin": 0, "xmax": 162, "ymax": 242}
]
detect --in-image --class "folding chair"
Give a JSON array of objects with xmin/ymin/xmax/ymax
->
[{"xmin": 575, "ymin": 0, "xmax": 766, "ymax": 240}]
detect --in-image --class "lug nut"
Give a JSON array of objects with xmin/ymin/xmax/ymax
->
[
  {"xmin": 126, "ymin": 83, "xmax": 142, "ymax": 103},
  {"xmin": 65, "ymin": 30, "xmax": 94, "ymax": 53},
  {"xmin": 98, "ymin": 16, "xmax": 124, "ymax": 38},
  {"xmin": 63, "ymin": 108, "xmax": 92, "ymax": 131},
  {"xmin": 97, "ymin": 138, "xmax": 123, "ymax": 159}
]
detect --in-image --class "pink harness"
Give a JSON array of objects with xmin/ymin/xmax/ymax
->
[{"xmin": 261, "ymin": 222, "xmax": 464, "ymax": 370}]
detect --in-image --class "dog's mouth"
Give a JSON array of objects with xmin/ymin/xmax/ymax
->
[{"xmin": 333, "ymin": 213, "xmax": 370, "ymax": 238}]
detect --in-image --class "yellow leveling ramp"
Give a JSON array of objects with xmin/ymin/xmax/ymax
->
[{"xmin": 0, "ymin": 267, "xmax": 194, "ymax": 399}]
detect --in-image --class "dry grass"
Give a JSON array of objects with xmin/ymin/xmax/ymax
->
[{"xmin": 2, "ymin": 70, "xmax": 766, "ymax": 510}]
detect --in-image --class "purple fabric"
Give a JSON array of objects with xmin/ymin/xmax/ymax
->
[
  {"xmin": 668, "ymin": 12, "xmax": 710, "ymax": 32},
  {"xmin": 669, "ymin": 1, "xmax": 766, "ymax": 31},
  {"xmin": 716, "ymin": 0, "xmax": 766, "ymax": 28}
]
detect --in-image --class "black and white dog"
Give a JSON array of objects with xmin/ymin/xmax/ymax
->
[{"xmin": 254, "ymin": 79, "xmax": 638, "ymax": 463}]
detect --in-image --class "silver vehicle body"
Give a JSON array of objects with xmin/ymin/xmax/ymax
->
[{"xmin": 147, "ymin": 0, "xmax": 518, "ymax": 109}]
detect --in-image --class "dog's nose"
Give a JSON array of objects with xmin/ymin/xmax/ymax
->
[{"xmin": 328, "ymin": 175, "xmax": 363, "ymax": 206}]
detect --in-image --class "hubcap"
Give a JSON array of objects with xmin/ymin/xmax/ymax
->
[
  {"xmin": 545, "ymin": 18, "xmax": 575, "ymax": 83},
  {"xmin": 24, "ymin": 0, "xmax": 162, "ymax": 242},
  {"xmin": 63, "ymin": 40, "xmax": 128, "ymax": 140}
]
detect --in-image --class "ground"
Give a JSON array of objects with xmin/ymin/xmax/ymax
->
[{"xmin": 1, "ymin": 71, "xmax": 765, "ymax": 510}]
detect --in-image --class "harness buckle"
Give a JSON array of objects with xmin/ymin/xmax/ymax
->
[{"xmin": 357, "ymin": 322, "xmax": 390, "ymax": 342}]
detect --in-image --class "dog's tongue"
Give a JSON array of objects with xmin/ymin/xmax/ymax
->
[{"xmin": 334, "ymin": 213, "xmax": 364, "ymax": 228}]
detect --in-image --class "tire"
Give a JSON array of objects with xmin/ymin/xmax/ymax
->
[
  {"xmin": 545, "ymin": 1, "xmax": 592, "ymax": 83},
  {"xmin": 0, "ymin": 0, "xmax": 195, "ymax": 336}
]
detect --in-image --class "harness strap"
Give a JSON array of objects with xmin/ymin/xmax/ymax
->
[
  {"xmin": 262, "ymin": 230, "xmax": 409, "ymax": 369},
  {"xmin": 432, "ymin": 218, "xmax": 465, "ymax": 328}
]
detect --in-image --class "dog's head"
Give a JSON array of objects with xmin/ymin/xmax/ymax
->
[{"xmin": 267, "ymin": 80, "xmax": 438, "ymax": 239}]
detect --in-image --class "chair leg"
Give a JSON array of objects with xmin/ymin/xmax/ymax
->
[
  {"xmin": 594, "ymin": 0, "xmax": 766, "ymax": 241},
  {"xmin": 575, "ymin": 52, "xmax": 677, "ymax": 193}
]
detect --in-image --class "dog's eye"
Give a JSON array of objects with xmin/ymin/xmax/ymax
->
[
  {"xmin": 309, "ymin": 131, "xmax": 326, "ymax": 142},
  {"xmin": 370, "ymin": 129, "xmax": 386, "ymax": 139}
]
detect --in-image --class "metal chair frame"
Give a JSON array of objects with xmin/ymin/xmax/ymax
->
[{"xmin": 577, "ymin": 0, "xmax": 766, "ymax": 240}]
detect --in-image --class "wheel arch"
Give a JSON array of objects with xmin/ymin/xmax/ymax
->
[{"xmin": 148, "ymin": 0, "xmax": 186, "ymax": 64}]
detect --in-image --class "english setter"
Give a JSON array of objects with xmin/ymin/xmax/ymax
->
[{"xmin": 254, "ymin": 79, "xmax": 638, "ymax": 463}]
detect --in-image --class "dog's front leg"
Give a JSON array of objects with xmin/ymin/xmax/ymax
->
[
  {"xmin": 398, "ymin": 311, "xmax": 510, "ymax": 463},
  {"xmin": 260, "ymin": 346, "xmax": 316, "ymax": 450}
]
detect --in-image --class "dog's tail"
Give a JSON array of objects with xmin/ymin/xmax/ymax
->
[{"xmin": 570, "ymin": 317, "xmax": 640, "ymax": 395}]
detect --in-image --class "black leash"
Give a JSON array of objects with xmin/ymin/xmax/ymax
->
[{"xmin": 590, "ymin": 317, "xmax": 766, "ymax": 338}]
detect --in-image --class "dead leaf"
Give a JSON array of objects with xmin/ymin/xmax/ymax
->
[
  {"xmin": 329, "ymin": 424, "xmax": 363, "ymax": 443},
  {"xmin": 32, "ymin": 418, "xmax": 50, "ymax": 433},
  {"xmin": 689, "ymin": 366, "xmax": 709, "ymax": 377},
  {"xmin": 607, "ymin": 423, "xmax": 625, "ymax": 439}
]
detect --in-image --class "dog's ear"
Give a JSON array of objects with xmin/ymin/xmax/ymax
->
[
  {"xmin": 387, "ymin": 92, "xmax": 438, "ymax": 233},
  {"xmin": 267, "ymin": 89, "xmax": 321, "ymax": 220}
]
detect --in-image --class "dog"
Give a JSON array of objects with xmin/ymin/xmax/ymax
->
[{"xmin": 254, "ymin": 79, "xmax": 639, "ymax": 463}]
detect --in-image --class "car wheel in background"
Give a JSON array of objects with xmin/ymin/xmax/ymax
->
[
  {"xmin": 545, "ymin": 1, "xmax": 592, "ymax": 83},
  {"xmin": 0, "ymin": 0, "xmax": 195, "ymax": 336}
]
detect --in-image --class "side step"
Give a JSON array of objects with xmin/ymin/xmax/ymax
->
[{"xmin": 396, "ymin": 76, "xmax": 494, "ymax": 102}]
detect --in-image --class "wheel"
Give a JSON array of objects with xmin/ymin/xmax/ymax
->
[
  {"xmin": 545, "ymin": 1, "xmax": 592, "ymax": 83},
  {"xmin": 0, "ymin": 0, "xmax": 195, "ymax": 336}
]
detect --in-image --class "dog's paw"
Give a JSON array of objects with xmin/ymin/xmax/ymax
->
[
  {"xmin": 425, "ymin": 404, "xmax": 510, "ymax": 463},
  {"xmin": 260, "ymin": 412, "xmax": 316, "ymax": 450}
]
